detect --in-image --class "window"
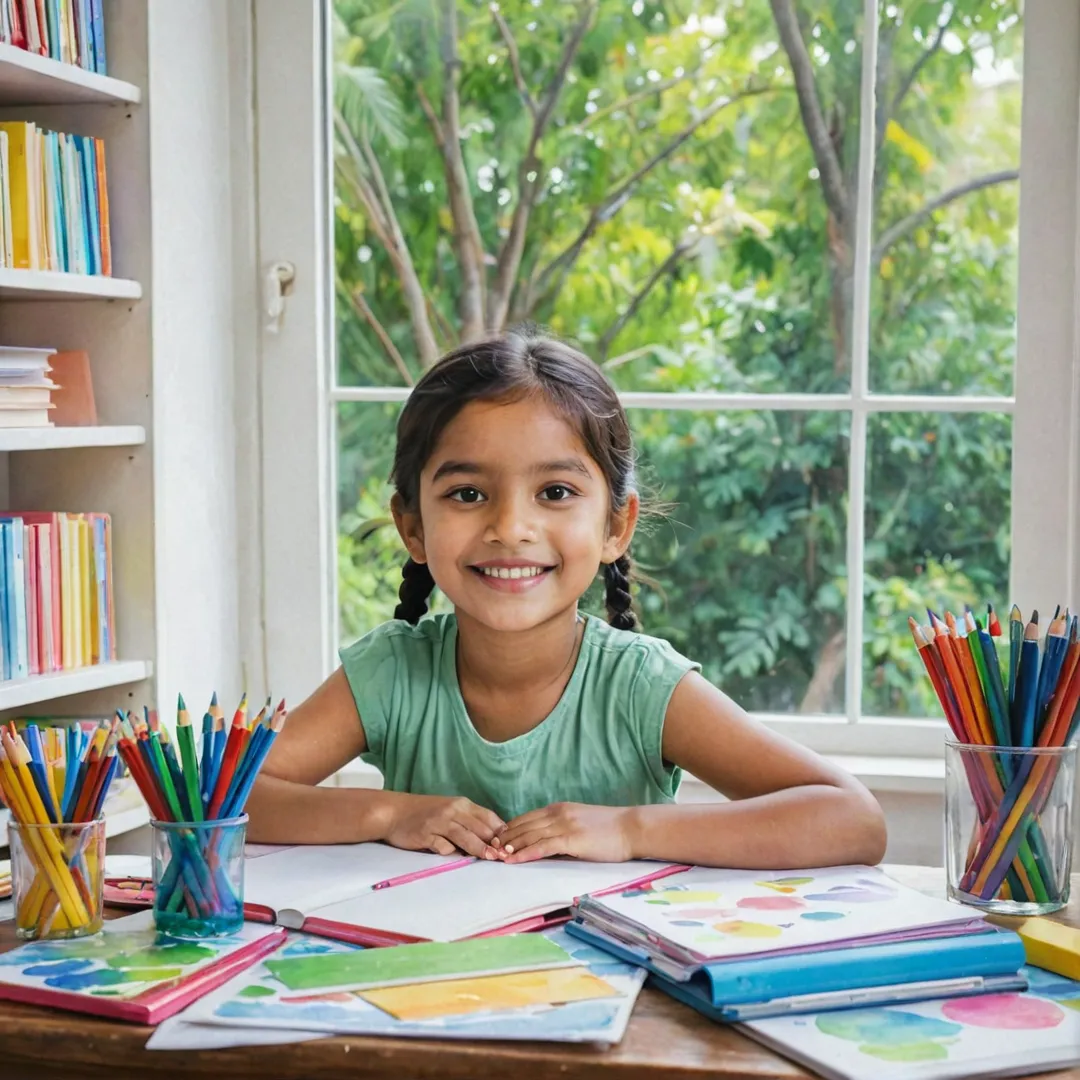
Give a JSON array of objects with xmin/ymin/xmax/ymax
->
[{"xmin": 251, "ymin": 0, "xmax": 1080, "ymax": 759}]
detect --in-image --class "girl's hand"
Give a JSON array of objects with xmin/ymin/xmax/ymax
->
[
  {"xmin": 495, "ymin": 803, "xmax": 635, "ymax": 864},
  {"xmin": 383, "ymin": 793, "xmax": 505, "ymax": 860}
]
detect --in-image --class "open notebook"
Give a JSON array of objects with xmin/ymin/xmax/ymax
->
[{"xmin": 242, "ymin": 845, "xmax": 686, "ymax": 945}]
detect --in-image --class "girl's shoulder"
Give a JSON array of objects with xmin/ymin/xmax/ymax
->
[
  {"xmin": 339, "ymin": 613, "xmax": 454, "ymax": 669},
  {"xmin": 580, "ymin": 615, "xmax": 699, "ymax": 682}
]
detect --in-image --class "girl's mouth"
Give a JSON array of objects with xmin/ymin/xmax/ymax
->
[{"xmin": 469, "ymin": 564, "xmax": 555, "ymax": 592}]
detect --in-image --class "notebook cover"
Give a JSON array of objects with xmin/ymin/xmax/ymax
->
[
  {"xmin": 48, "ymin": 351, "xmax": 97, "ymax": 426},
  {"xmin": 0, "ymin": 924, "xmax": 287, "ymax": 1024}
]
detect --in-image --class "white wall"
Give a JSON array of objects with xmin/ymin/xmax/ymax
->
[{"xmin": 146, "ymin": 0, "xmax": 242, "ymax": 712}]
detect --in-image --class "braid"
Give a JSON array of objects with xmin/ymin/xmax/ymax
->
[
  {"xmin": 603, "ymin": 553, "xmax": 637, "ymax": 632},
  {"xmin": 394, "ymin": 558, "xmax": 435, "ymax": 624}
]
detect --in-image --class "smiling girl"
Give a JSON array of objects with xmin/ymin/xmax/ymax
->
[{"xmin": 247, "ymin": 331, "xmax": 886, "ymax": 869}]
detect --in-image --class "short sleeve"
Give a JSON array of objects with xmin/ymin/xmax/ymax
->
[
  {"xmin": 338, "ymin": 622, "xmax": 404, "ymax": 766},
  {"xmin": 628, "ymin": 638, "xmax": 700, "ymax": 798}
]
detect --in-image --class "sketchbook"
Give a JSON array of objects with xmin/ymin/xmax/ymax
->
[
  {"xmin": 741, "ymin": 965, "xmax": 1080, "ymax": 1080},
  {"xmin": 572, "ymin": 864, "xmax": 989, "ymax": 980},
  {"xmin": 0, "ymin": 910, "xmax": 285, "ymax": 1024}
]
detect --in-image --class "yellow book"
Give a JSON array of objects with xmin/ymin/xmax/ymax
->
[
  {"xmin": 57, "ymin": 513, "xmax": 72, "ymax": 668},
  {"xmin": 0, "ymin": 122, "xmax": 31, "ymax": 268},
  {"xmin": 989, "ymin": 915, "xmax": 1080, "ymax": 981},
  {"xmin": 79, "ymin": 517, "xmax": 93, "ymax": 666}
]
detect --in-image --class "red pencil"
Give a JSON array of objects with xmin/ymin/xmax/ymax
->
[{"xmin": 206, "ymin": 713, "xmax": 246, "ymax": 819}]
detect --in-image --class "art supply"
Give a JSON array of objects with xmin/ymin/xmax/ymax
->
[
  {"xmin": 909, "ymin": 603, "xmax": 1079, "ymax": 914},
  {"xmin": 0, "ymin": 719, "xmax": 121, "ymax": 939},
  {"xmin": 0, "ymin": 910, "xmax": 286, "ymax": 1025},
  {"xmin": 741, "ymin": 965, "xmax": 1080, "ymax": 1080},
  {"xmin": 115, "ymin": 693, "xmax": 287, "ymax": 937},
  {"xmin": 163, "ymin": 926, "xmax": 646, "ymax": 1047},
  {"xmin": 987, "ymin": 914, "xmax": 1080, "ymax": 981}
]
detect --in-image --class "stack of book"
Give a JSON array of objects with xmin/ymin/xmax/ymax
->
[
  {"xmin": 0, "ymin": 121, "xmax": 111, "ymax": 275},
  {"xmin": 0, "ymin": 511, "xmax": 116, "ymax": 681},
  {"xmin": 1, "ymin": 0, "xmax": 106, "ymax": 73},
  {"xmin": 568, "ymin": 865, "xmax": 1027, "ymax": 1020},
  {"xmin": 0, "ymin": 346, "xmax": 55, "ymax": 427}
]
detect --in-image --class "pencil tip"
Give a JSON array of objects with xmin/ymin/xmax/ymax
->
[
  {"xmin": 210, "ymin": 691, "xmax": 218, "ymax": 706},
  {"xmin": 1032, "ymin": 609, "xmax": 1039, "ymax": 625},
  {"xmin": 177, "ymin": 693, "xmax": 186, "ymax": 711}
]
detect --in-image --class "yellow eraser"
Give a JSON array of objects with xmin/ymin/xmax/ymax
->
[{"xmin": 989, "ymin": 916, "xmax": 1080, "ymax": 981}]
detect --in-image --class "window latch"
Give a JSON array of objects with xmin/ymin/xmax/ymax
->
[{"xmin": 264, "ymin": 260, "xmax": 296, "ymax": 334}]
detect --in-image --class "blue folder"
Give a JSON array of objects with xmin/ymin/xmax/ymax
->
[{"xmin": 566, "ymin": 919, "xmax": 1027, "ymax": 1021}]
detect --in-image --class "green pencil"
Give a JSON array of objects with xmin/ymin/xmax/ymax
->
[{"xmin": 175, "ymin": 694, "xmax": 204, "ymax": 823}]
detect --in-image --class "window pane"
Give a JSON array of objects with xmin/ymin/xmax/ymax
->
[
  {"xmin": 332, "ymin": 1, "xmax": 863, "ymax": 392},
  {"xmin": 870, "ymin": 3, "xmax": 1022, "ymax": 394},
  {"xmin": 627, "ymin": 410, "xmax": 849, "ymax": 714},
  {"xmin": 863, "ymin": 412, "xmax": 1011, "ymax": 718}
]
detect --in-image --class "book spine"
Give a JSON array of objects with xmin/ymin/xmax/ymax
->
[
  {"xmin": 93, "ymin": 137, "xmax": 110, "ymax": 276},
  {"xmin": 11, "ymin": 518, "xmax": 28, "ymax": 679},
  {"xmin": 89, "ymin": 0, "xmax": 102, "ymax": 73},
  {"xmin": 25, "ymin": 522, "xmax": 37, "ymax": 676},
  {"xmin": 0, "ymin": 522, "xmax": 9, "ymax": 680}
]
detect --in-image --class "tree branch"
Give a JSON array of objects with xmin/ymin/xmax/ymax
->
[
  {"xmin": 491, "ymin": 5, "xmax": 536, "ymax": 117},
  {"xmin": 768, "ymin": 0, "xmax": 848, "ymax": 224},
  {"xmin": 529, "ymin": 85, "xmax": 776, "ymax": 312},
  {"xmin": 575, "ymin": 70, "xmax": 697, "ymax": 132},
  {"xmin": 488, "ymin": 2, "xmax": 596, "ymax": 332},
  {"xmin": 872, "ymin": 169, "xmax": 1019, "ymax": 262},
  {"xmin": 333, "ymin": 111, "xmax": 440, "ymax": 367},
  {"xmin": 415, "ymin": 83, "xmax": 444, "ymax": 147},
  {"xmin": 338, "ymin": 278, "xmax": 415, "ymax": 387},
  {"xmin": 439, "ymin": 0, "xmax": 487, "ymax": 341},
  {"xmin": 597, "ymin": 236, "xmax": 699, "ymax": 359},
  {"xmin": 892, "ymin": 12, "xmax": 953, "ymax": 119}
]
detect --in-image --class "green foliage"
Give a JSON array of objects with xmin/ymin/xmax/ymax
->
[{"xmin": 333, "ymin": 0, "xmax": 1020, "ymax": 718}]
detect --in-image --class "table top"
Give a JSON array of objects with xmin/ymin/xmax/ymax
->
[{"xmin": 0, "ymin": 865, "xmax": 1077, "ymax": 1080}]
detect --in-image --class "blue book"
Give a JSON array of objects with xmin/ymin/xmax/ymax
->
[
  {"xmin": 90, "ymin": 0, "xmax": 106, "ymax": 75},
  {"xmin": 78, "ymin": 137, "xmax": 100, "ymax": 276},
  {"xmin": 8, "ymin": 520, "xmax": 28, "ymax": 680},
  {"xmin": 48, "ymin": 132, "xmax": 68, "ymax": 273},
  {"xmin": 566, "ymin": 920, "xmax": 1027, "ymax": 1021},
  {"xmin": 0, "ymin": 522, "xmax": 9, "ymax": 680}
]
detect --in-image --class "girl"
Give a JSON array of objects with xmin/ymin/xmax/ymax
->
[{"xmin": 248, "ymin": 331, "xmax": 886, "ymax": 869}]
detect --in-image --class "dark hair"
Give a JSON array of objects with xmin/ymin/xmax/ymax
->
[{"xmin": 391, "ymin": 329, "xmax": 639, "ymax": 632}]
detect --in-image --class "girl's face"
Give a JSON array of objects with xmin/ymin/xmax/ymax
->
[{"xmin": 393, "ymin": 396, "xmax": 637, "ymax": 634}]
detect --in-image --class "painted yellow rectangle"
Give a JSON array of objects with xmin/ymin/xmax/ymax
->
[{"xmin": 359, "ymin": 966, "xmax": 620, "ymax": 1022}]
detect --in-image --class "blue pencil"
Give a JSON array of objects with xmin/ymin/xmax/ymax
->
[
  {"xmin": 199, "ymin": 712, "xmax": 213, "ymax": 803},
  {"xmin": 221, "ymin": 704, "xmax": 285, "ymax": 819},
  {"xmin": 1013, "ymin": 616, "xmax": 1041, "ymax": 746},
  {"xmin": 1034, "ymin": 614, "xmax": 1069, "ymax": 737}
]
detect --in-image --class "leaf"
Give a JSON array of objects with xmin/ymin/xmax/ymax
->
[
  {"xmin": 884, "ymin": 120, "xmax": 935, "ymax": 174},
  {"xmin": 335, "ymin": 64, "xmax": 407, "ymax": 149}
]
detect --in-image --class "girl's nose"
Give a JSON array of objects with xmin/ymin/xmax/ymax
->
[{"xmin": 483, "ymin": 492, "xmax": 537, "ymax": 546}]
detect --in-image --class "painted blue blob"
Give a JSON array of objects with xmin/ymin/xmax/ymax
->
[
  {"xmin": 45, "ymin": 967, "xmax": 129, "ymax": 991},
  {"xmin": 669, "ymin": 919, "xmax": 704, "ymax": 927},
  {"xmin": 801, "ymin": 910, "xmax": 846, "ymax": 921},
  {"xmin": 22, "ymin": 959, "xmax": 95, "ymax": 977}
]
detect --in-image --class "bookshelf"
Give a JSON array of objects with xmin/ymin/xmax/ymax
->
[{"xmin": 0, "ymin": 3, "xmax": 155, "ymax": 846}]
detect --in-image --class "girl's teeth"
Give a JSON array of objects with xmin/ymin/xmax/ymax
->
[{"xmin": 480, "ymin": 566, "xmax": 544, "ymax": 579}]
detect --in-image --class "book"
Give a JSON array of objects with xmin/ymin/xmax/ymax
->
[
  {"xmin": 567, "ymin": 919, "xmax": 1028, "ymax": 1021},
  {"xmin": 0, "ymin": 910, "xmax": 286, "ymax": 1024},
  {"xmin": 242, "ymin": 842, "xmax": 684, "ymax": 945},
  {"xmin": 572, "ymin": 865, "xmax": 989, "ymax": 980},
  {"xmin": 158, "ymin": 925, "xmax": 647, "ymax": 1047},
  {"xmin": 47, "ymin": 350, "xmax": 97, "ymax": 425},
  {"xmin": 741, "ymin": 965, "xmax": 1080, "ymax": 1080}
]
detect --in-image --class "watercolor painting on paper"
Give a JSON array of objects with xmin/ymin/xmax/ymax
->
[
  {"xmin": 743, "ymin": 966, "xmax": 1080, "ymax": 1080},
  {"xmin": 0, "ymin": 911, "xmax": 270, "ymax": 1001},
  {"xmin": 179, "ymin": 927, "xmax": 645, "ymax": 1044}
]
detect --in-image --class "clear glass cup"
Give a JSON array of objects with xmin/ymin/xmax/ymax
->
[
  {"xmin": 9, "ymin": 817, "xmax": 106, "ymax": 940},
  {"xmin": 945, "ymin": 740, "xmax": 1076, "ymax": 915},
  {"xmin": 150, "ymin": 815, "xmax": 247, "ymax": 938}
]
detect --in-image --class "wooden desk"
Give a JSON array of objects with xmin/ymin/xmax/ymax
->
[{"xmin": 0, "ymin": 866, "xmax": 1077, "ymax": 1080}]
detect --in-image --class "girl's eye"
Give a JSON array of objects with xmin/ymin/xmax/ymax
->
[
  {"xmin": 539, "ymin": 484, "xmax": 577, "ymax": 502},
  {"xmin": 448, "ymin": 486, "xmax": 485, "ymax": 504}
]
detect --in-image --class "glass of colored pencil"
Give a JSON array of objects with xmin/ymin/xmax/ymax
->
[
  {"xmin": 0, "ymin": 720, "xmax": 119, "ymax": 940},
  {"xmin": 115, "ymin": 693, "xmax": 285, "ymax": 938},
  {"xmin": 910, "ymin": 604, "xmax": 1079, "ymax": 914}
]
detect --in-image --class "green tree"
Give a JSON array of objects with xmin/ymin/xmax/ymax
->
[{"xmin": 333, "ymin": 0, "xmax": 1020, "ymax": 717}]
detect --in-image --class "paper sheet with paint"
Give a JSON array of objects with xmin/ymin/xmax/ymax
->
[
  {"xmin": 175, "ymin": 926, "xmax": 646, "ymax": 1045},
  {"xmin": 741, "ymin": 965, "xmax": 1080, "ymax": 1080},
  {"xmin": 0, "ymin": 910, "xmax": 286, "ymax": 1024},
  {"xmin": 574, "ymin": 865, "xmax": 986, "ymax": 971},
  {"xmin": 264, "ymin": 933, "xmax": 576, "ymax": 993}
]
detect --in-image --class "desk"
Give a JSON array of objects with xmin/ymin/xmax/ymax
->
[{"xmin": 0, "ymin": 866, "xmax": 1077, "ymax": 1080}]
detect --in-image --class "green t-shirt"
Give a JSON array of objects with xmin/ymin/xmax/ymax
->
[{"xmin": 339, "ymin": 613, "xmax": 699, "ymax": 822}]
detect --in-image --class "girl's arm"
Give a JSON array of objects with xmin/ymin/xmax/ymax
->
[
  {"xmin": 497, "ymin": 672, "xmax": 887, "ymax": 868},
  {"xmin": 245, "ymin": 668, "xmax": 504, "ymax": 856}
]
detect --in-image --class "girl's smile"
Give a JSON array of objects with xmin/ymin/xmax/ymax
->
[{"xmin": 470, "ymin": 560, "xmax": 556, "ymax": 592}]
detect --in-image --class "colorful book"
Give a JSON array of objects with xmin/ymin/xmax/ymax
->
[
  {"xmin": 0, "ymin": 910, "xmax": 287, "ymax": 1024},
  {"xmin": 741, "ymin": 965, "xmax": 1080, "ymax": 1080},
  {"xmin": 572, "ymin": 865, "xmax": 990, "ymax": 980},
  {"xmin": 567, "ymin": 920, "xmax": 1028, "ymax": 1021}
]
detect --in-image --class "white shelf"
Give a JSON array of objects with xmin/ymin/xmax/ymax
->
[
  {"xmin": 0, "ymin": 660, "xmax": 152, "ymax": 712},
  {"xmin": 0, "ymin": 425, "xmax": 145, "ymax": 451},
  {"xmin": 0, "ymin": 42, "xmax": 140, "ymax": 105},
  {"xmin": 0, "ymin": 269, "xmax": 142, "ymax": 301}
]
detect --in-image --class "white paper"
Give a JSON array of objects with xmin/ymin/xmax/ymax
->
[
  {"xmin": 147, "ymin": 1016, "xmax": 328, "ymax": 1051},
  {"xmin": 310, "ymin": 858, "xmax": 675, "ymax": 940},
  {"xmin": 742, "ymin": 965, "xmax": 1080, "ymax": 1080},
  {"xmin": 242, "ymin": 842, "xmax": 469, "ymax": 917}
]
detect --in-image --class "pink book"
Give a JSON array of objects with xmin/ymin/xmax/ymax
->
[
  {"xmin": 0, "ymin": 912, "xmax": 286, "ymax": 1025},
  {"xmin": 7, "ymin": 512, "xmax": 61, "ymax": 669},
  {"xmin": 24, "ymin": 523, "xmax": 38, "ymax": 675}
]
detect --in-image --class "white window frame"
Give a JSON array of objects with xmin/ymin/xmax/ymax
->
[{"xmin": 248, "ymin": 0, "xmax": 1080, "ymax": 762}]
